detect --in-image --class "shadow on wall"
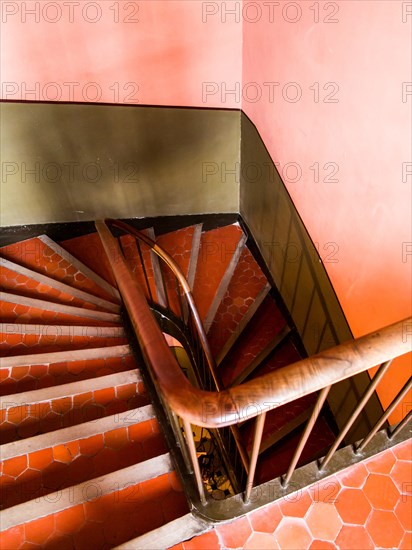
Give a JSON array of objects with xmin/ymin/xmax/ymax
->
[{"xmin": 0, "ymin": 102, "xmax": 241, "ymax": 226}]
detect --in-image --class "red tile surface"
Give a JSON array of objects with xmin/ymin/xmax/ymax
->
[
  {"xmin": 193, "ymin": 225, "xmax": 243, "ymax": 322},
  {"xmin": 155, "ymin": 226, "xmax": 196, "ymax": 317},
  {"xmin": 0, "ymin": 266, "xmax": 105, "ymax": 311},
  {"xmin": 1, "ymin": 418, "xmax": 167, "ymax": 509},
  {"xmin": 0, "ymin": 381, "xmax": 149, "ymax": 444},
  {"xmin": 207, "ymin": 246, "xmax": 268, "ymax": 356},
  {"xmin": 0, "ymin": 330, "xmax": 127, "ymax": 357},
  {"xmin": 181, "ymin": 439, "xmax": 412, "ymax": 550},
  {"xmin": 0, "ymin": 237, "xmax": 117, "ymax": 302},
  {"xmin": 1, "ymin": 354, "xmax": 136, "ymax": 396},
  {"xmin": 220, "ymin": 296, "xmax": 287, "ymax": 387},
  {"xmin": 1, "ymin": 474, "xmax": 187, "ymax": 550},
  {"xmin": 0, "ymin": 299, "xmax": 120, "ymax": 327},
  {"xmin": 60, "ymin": 233, "xmax": 117, "ymax": 287}
]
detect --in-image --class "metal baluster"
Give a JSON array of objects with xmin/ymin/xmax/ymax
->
[
  {"xmin": 320, "ymin": 360, "xmax": 392, "ymax": 470},
  {"xmin": 244, "ymin": 412, "xmax": 266, "ymax": 503},
  {"xmin": 283, "ymin": 385, "xmax": 331, "ymax": 486},
  {"xmin": 182, "ymin": 418, "xmax": 206, "ymax": 505},
  {"xmin": 357, "ymin": 376, "xmax": 412, "ymax": 451}
]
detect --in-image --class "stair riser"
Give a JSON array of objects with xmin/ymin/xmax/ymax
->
[
  {"xmin": 0, "ymin": 382, "xmax": 148, "ymax": 444},
  {"xmin": 0, "ymin": 418, "xmax": 166, "ymax": 510}
]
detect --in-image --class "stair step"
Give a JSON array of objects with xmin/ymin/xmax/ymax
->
[
  {"xmin": 0, "ymin": 370, "xmax": 149, "ymax": 444},
  {"xmin": 0, "ymin": 257, "xmax": 120, "ymax": 313},
  {"xmin": 0, "ymin": 324, "xmax": 127, "ymax": 357},
  {"xmin": 193, "ymin": 224, "xmax": 244, "ymax": 322},
  {"xmin": 0, "ymin": 345, "xmax": 135, "ymax": 395},
  {"xmin": 0, "ymin": 235, "xmax": 120, "ymax": 303},
  {"xmin": 0, "ymin": 405, "xmax": 169, "ymax": 509},
  {"xmin": 220, "ymin": 295, "xmax": 287, "ymax": 387},
  {"xmin": 115, "ymin": 512, "xmax": 209, "ymax": 550},
  {"xmin": 60, "ymin": 232, "xmax": 120, "ymax": 290},
  {"xmin": 0, "ymin": 453, "xmax": 182, "ymax": 539},
  {"xmin": 208, "ymin": 245, "xmax": 269, "ymax": 355},
  {"xmin": 1, "ymin": 292, "xmax": 122, "ymax": 326}
]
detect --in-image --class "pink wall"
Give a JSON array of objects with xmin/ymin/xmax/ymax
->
[
  {"xmin": 242, "ymin": 1, "xmax": 411, "ymax": 421},
  {"xmin": 1, "ymin": 1, "xmax": 241, "ymax": 108}
]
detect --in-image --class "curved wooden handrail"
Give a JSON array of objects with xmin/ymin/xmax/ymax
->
[{"xmin": 96, "ymin": 220, "xmax": 412, "ymax": 429}]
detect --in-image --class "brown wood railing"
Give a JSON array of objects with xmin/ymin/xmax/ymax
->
[{"xmin": 96, "ymin": 220, "xmax": 412, "ymax": 504}]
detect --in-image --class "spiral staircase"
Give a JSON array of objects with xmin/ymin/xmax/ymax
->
[{"xmin": 0, "ymin": 220, "xmax": 401, "ymax": 548}]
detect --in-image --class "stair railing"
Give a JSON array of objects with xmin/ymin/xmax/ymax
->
[{"xmin": 96, "ymin": 220, "xmax": 412, "ymax": 505}]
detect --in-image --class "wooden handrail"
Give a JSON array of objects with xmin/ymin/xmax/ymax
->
[{"xmin": 96, "ymin": 220, "xmax": 412, "ymax": 429}]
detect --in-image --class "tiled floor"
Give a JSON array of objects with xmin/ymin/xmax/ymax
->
[{"xmin": 171, "ymin": 438, "xmax": 412, "ymax": 549}]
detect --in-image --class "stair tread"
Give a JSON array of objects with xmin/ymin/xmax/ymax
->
[
  {"xmin": 0, "ymin": 256, "xmax": 120, "ymax": 313},
  {"xmin": 1, "ymin": 404, "xmax": 156, "ymax": 460},
  {"xmin": 193, "ymin": 224, "xmax": 244, "ymax": 321},
  {"xmin": 208, "ymin": 245, "xmax": 269, "ymax": 356},
  {"xmin": 0, "ymin": 452, "xmax": 174, "ymax": 532},
  {"xmin": 0, "ymin": 323, "xmax": 127, "ymax": 357},
  {"xmin": 1, "ymin": 369, "xmax": 143, "ymax": 406},
  {"xmin": 60, "ymin": 232, "xmax": 120, "ymax": 290},
  {"xmin": 0, "ymin": 235, "xmax": 119, "ymax": 303},
  {"xmin": 1, "ymin": 291, "xmax": 122, "ymax": 326},
  {"xmin": 221, "ymin": 295, "xmax": 287, "ymax": 387},
  {"xmin": 0, "ymin": 343, "xmax": 131, "ymax": 368}
]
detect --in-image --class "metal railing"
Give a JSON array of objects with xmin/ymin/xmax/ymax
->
[{"xmin": 96, "ymin": 219, "xmax": 412, "ymax": 505}]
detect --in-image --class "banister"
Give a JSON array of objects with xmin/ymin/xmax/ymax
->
[{"xmin": 96, "ymin": 220, "xmax": 412, "ymax": 429}]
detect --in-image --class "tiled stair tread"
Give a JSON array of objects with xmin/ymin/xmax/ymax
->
[
  {"xmin": 0, "ymin": 355, "xmax": 137, "ymax": 396},
  {"xmin": 193, "ymin": 224, "xmax": 244, "ymax": 321},
  {"xmin": 1, "ymin": 405, "xmax": 156, "ymax": 460},
  {"xmin": 229, "ymin": 325, "xmax": 292, "ymax": 387},
  {"xmin": 0, "ymin": 235, "xmax": 119, "ymax": 304},
  {"xmin": 216, "ymin": 283, "xmax": 271, "ymax": 366},
  {"xmin": 60, "ymin": 232, "xmax": 119, "ymax": 290},
  {"xmin": 251, "ymin": 338, "xmax": 303, "ymax": 380},
  {"xmin": 0, "ymin": 369, "xmax": 143, "ymax": 407},
  {"xmin": 255, "ymin": 418, "xmax": 335, "ymax": 485},
  {"xmin": 204, "ymin": 233, "xmax": 247, "ymax": 333},
  {"xmin": 0, "ymin": 257, "xmax": 120, "ymax": 313},
  {"xmin": 40, "ymin": 235, "xmax": 120, "ymax": 301},
  {"xmin": 155, "ymin": 225, "xmax": 197, "ymax": 279},
  {"xmin": 208, "ymin": 245, "xmax": 270, "ymax": 355},
  {"xmin": 0, "ymin": 326, "xmax": 128, "ymax": 357},
  {"xmin": 1, "ymin": 407, "xmax": 168, "ymax": 510},
  {"xmin": 1, "ymin": 292, "xmax": 121, "ymax": 322},
  {"xmin": 114, "ymin": 512, "xmax": 209, "ymax": 550},
  {"xmin": 220, "ymin": 295, "xmax": 287, "ymax": 387},
  {"xmin": 0, "ymin": 452, "xmax": 174, "ymax": 532},
  {"xmin": 0, "ymin": 344, "xmax": 131, "ymax": 368}
]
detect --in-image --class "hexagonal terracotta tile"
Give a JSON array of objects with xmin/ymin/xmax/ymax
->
[
  {"xmin": 275, "ymin": 517, "xmax": 312, "ymax": 550},
  {"xmin": 366, "ymin": 509, "xmax": 404, "ymax": 548},
  {"xmin": 306, "ymin": 502, "xmax": 342, "ymax": 541},
  {"xmin": 363, "ymin": 473, "xmax": 400, "ymax": 510},
  {"xmin": 335, "ymin": 488, "xmax": 372, "ymax": 524}
]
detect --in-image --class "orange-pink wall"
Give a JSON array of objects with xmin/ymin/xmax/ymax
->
[
  {"xmin": 241, "ymin": 0, "xmax": 411, "ymax": 421},
  {"xmin": 1, "ymin": 1, "xmax": 241, "ymax": 108}
]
